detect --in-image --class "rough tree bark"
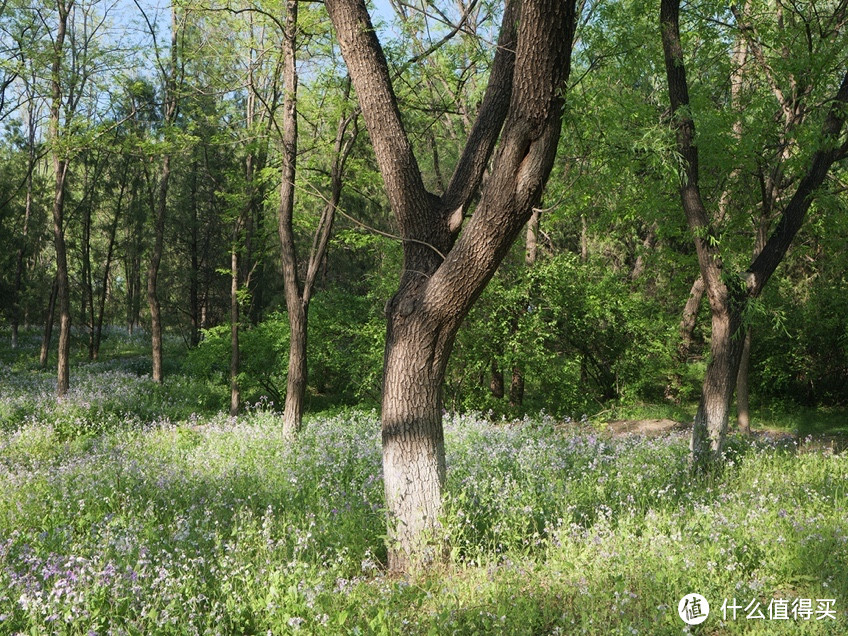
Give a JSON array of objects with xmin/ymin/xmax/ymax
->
[
  {"xmin": 277, "ymin": 0, "xmax": 304, "ymax": 434},
  {"xmin": 661, "ymin": 0, "xmax": 848, "ymax": 470},
  {"xmin": 325, "ymin": 0, "xmax": 577, "ymax": 571}
]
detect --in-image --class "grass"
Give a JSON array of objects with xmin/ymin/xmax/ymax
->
[{"xmin": 1, "ymin": 327, "xmax": 847, "ymax": 634}]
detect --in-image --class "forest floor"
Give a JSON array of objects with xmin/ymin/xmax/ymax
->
[
  {"xmin": 604, "ymin": 418, "xmax": 848, "ymax": 454},
  {"xmin": 1, "ymin": 328, "xmax": 847, "ymax": 634}
]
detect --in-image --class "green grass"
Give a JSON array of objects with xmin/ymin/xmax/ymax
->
[{"xmin": 1, "ymin": 328, "xmax": 847, "ymax": 634}]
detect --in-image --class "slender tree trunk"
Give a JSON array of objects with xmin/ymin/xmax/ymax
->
[
  {"xmin": 11, "ymin": 107, "xmax": 36, "ymax": 349},
  {"xmin": 51, "ymin": 0, "xmax": 71, "ymax": 397},
  {"xmin": 489, "ymin": 360, "xmax": 504, "ymax": 398},
  {"xmin": 93, "ymin": 174, "xmax": 125, "ymax": 359},
  {"xmin": 735, "ymin": 217, "xmax": 767, "ymax": 435},
  {"xmin": 230, "ymin": 247, "xmax": 240, "ymax": 416},
  {"xmin": 277, "ymin": 0, "xmax": 306, "ymax": 436},
  {"xmin": 735, "ymin": 330, "xmax": 753, "ymax": 435},
  {"xmin": 81, "ymin": 176, "xmax": 95, "ymax": 359},
  {"xmin": 40, "ymin": 274, "xmax": 59, "ymax": 369},
  {"xmin": 148, "ymin": 5, "xmax": 179, "ymax": 382},
  {"xmin": 189, "ymin": 162, "xmax": 200, "ymax": 346},
  {"xmin": 148, "ymin": 154, "xmax": 169, "ymax": 383}
]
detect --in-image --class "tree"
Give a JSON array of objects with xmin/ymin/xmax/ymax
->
[
  {"xmin": 49, "ymin": 0, "xmax": 72, "ymax": 396},
  {"xmin": 661, "ymin": 0, "xmax": 848, "ymax": 470},
  {"xmin": 324, "ymin": 0, "xmax": 578, "ymax": 570},
  {"xmin": 135, "ymin": 0, "xmax": 182, "ymax": 383}
]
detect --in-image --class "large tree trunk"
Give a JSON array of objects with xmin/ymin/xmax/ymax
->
[
  {"xmin": 326, "ymin": 0, "xmax": 576, "ymax": 571},
  {"xmin": 381, "ymin": 316, "xmax": 452, "ymax": 570},
  {"xmin": 690, "ymin": 296, "xmax": 746, "ymax": 466}
]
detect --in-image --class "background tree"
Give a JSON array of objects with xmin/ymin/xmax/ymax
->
[{"xmin": 661, "ymin": 0, "xmax": 848, "ymax": 469}]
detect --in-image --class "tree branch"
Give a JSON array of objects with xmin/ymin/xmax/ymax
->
[
  {"xmin": 746, "ymin": 69, "xmax": 848, "ymax": 296},
  {"xmin": 439, "ymin": 0, "xmax": 518, "ymax": 233}
]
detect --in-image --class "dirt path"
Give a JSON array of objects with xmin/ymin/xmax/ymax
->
[{"xmin": 603, "ymin": 418, "xmax": 846, "ymax": 453}]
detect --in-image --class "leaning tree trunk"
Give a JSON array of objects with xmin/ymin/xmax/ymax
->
[{"xmin": 662, "ymin": 0, "xmax": 848, "ymax": 470}]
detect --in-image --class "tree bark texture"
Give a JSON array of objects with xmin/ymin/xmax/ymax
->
[
  {"xmin": 277, "ymin": 0, "xmax": 306, "ymax": 436},
  {"xmin": 326, "ymin": 0, "xmax": 577, "ymax": 571}
]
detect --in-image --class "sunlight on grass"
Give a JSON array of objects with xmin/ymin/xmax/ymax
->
[{"xmin": 1, "ymin": 330, "xmax": 846, "ymax": 634}]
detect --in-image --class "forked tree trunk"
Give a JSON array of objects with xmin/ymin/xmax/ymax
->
[
  {"xmin": 326, "ymin": 0, "xmax": 576, "ymax": 571},
  {"xmin": 662, "ymin": 0, "xmax": 848, "ymax": 470},
  {"xmin": 277, "ymin": 3, "xmax": 357, "ymax": 435}
]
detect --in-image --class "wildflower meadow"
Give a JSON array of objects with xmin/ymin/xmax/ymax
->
[{"xmin": 1, "ymin": 329, "xmax": 846, "ymax": 635}]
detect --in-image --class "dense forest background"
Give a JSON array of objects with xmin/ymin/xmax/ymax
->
[{"xmin": 1, "ymin": 0, "xmax": 846, "ymax": 419}]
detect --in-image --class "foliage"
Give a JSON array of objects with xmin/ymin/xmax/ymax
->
[
  {"xmin": 185, "ymin": 289, "xmax": 386, "ymax": 410},
  {"xmin": 1, "ymin": 341, "xmax": 847, "ymax": 634},
  {"xmin": 449, "ymin": 251, "xmax": 680, "ymax": 417}
]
